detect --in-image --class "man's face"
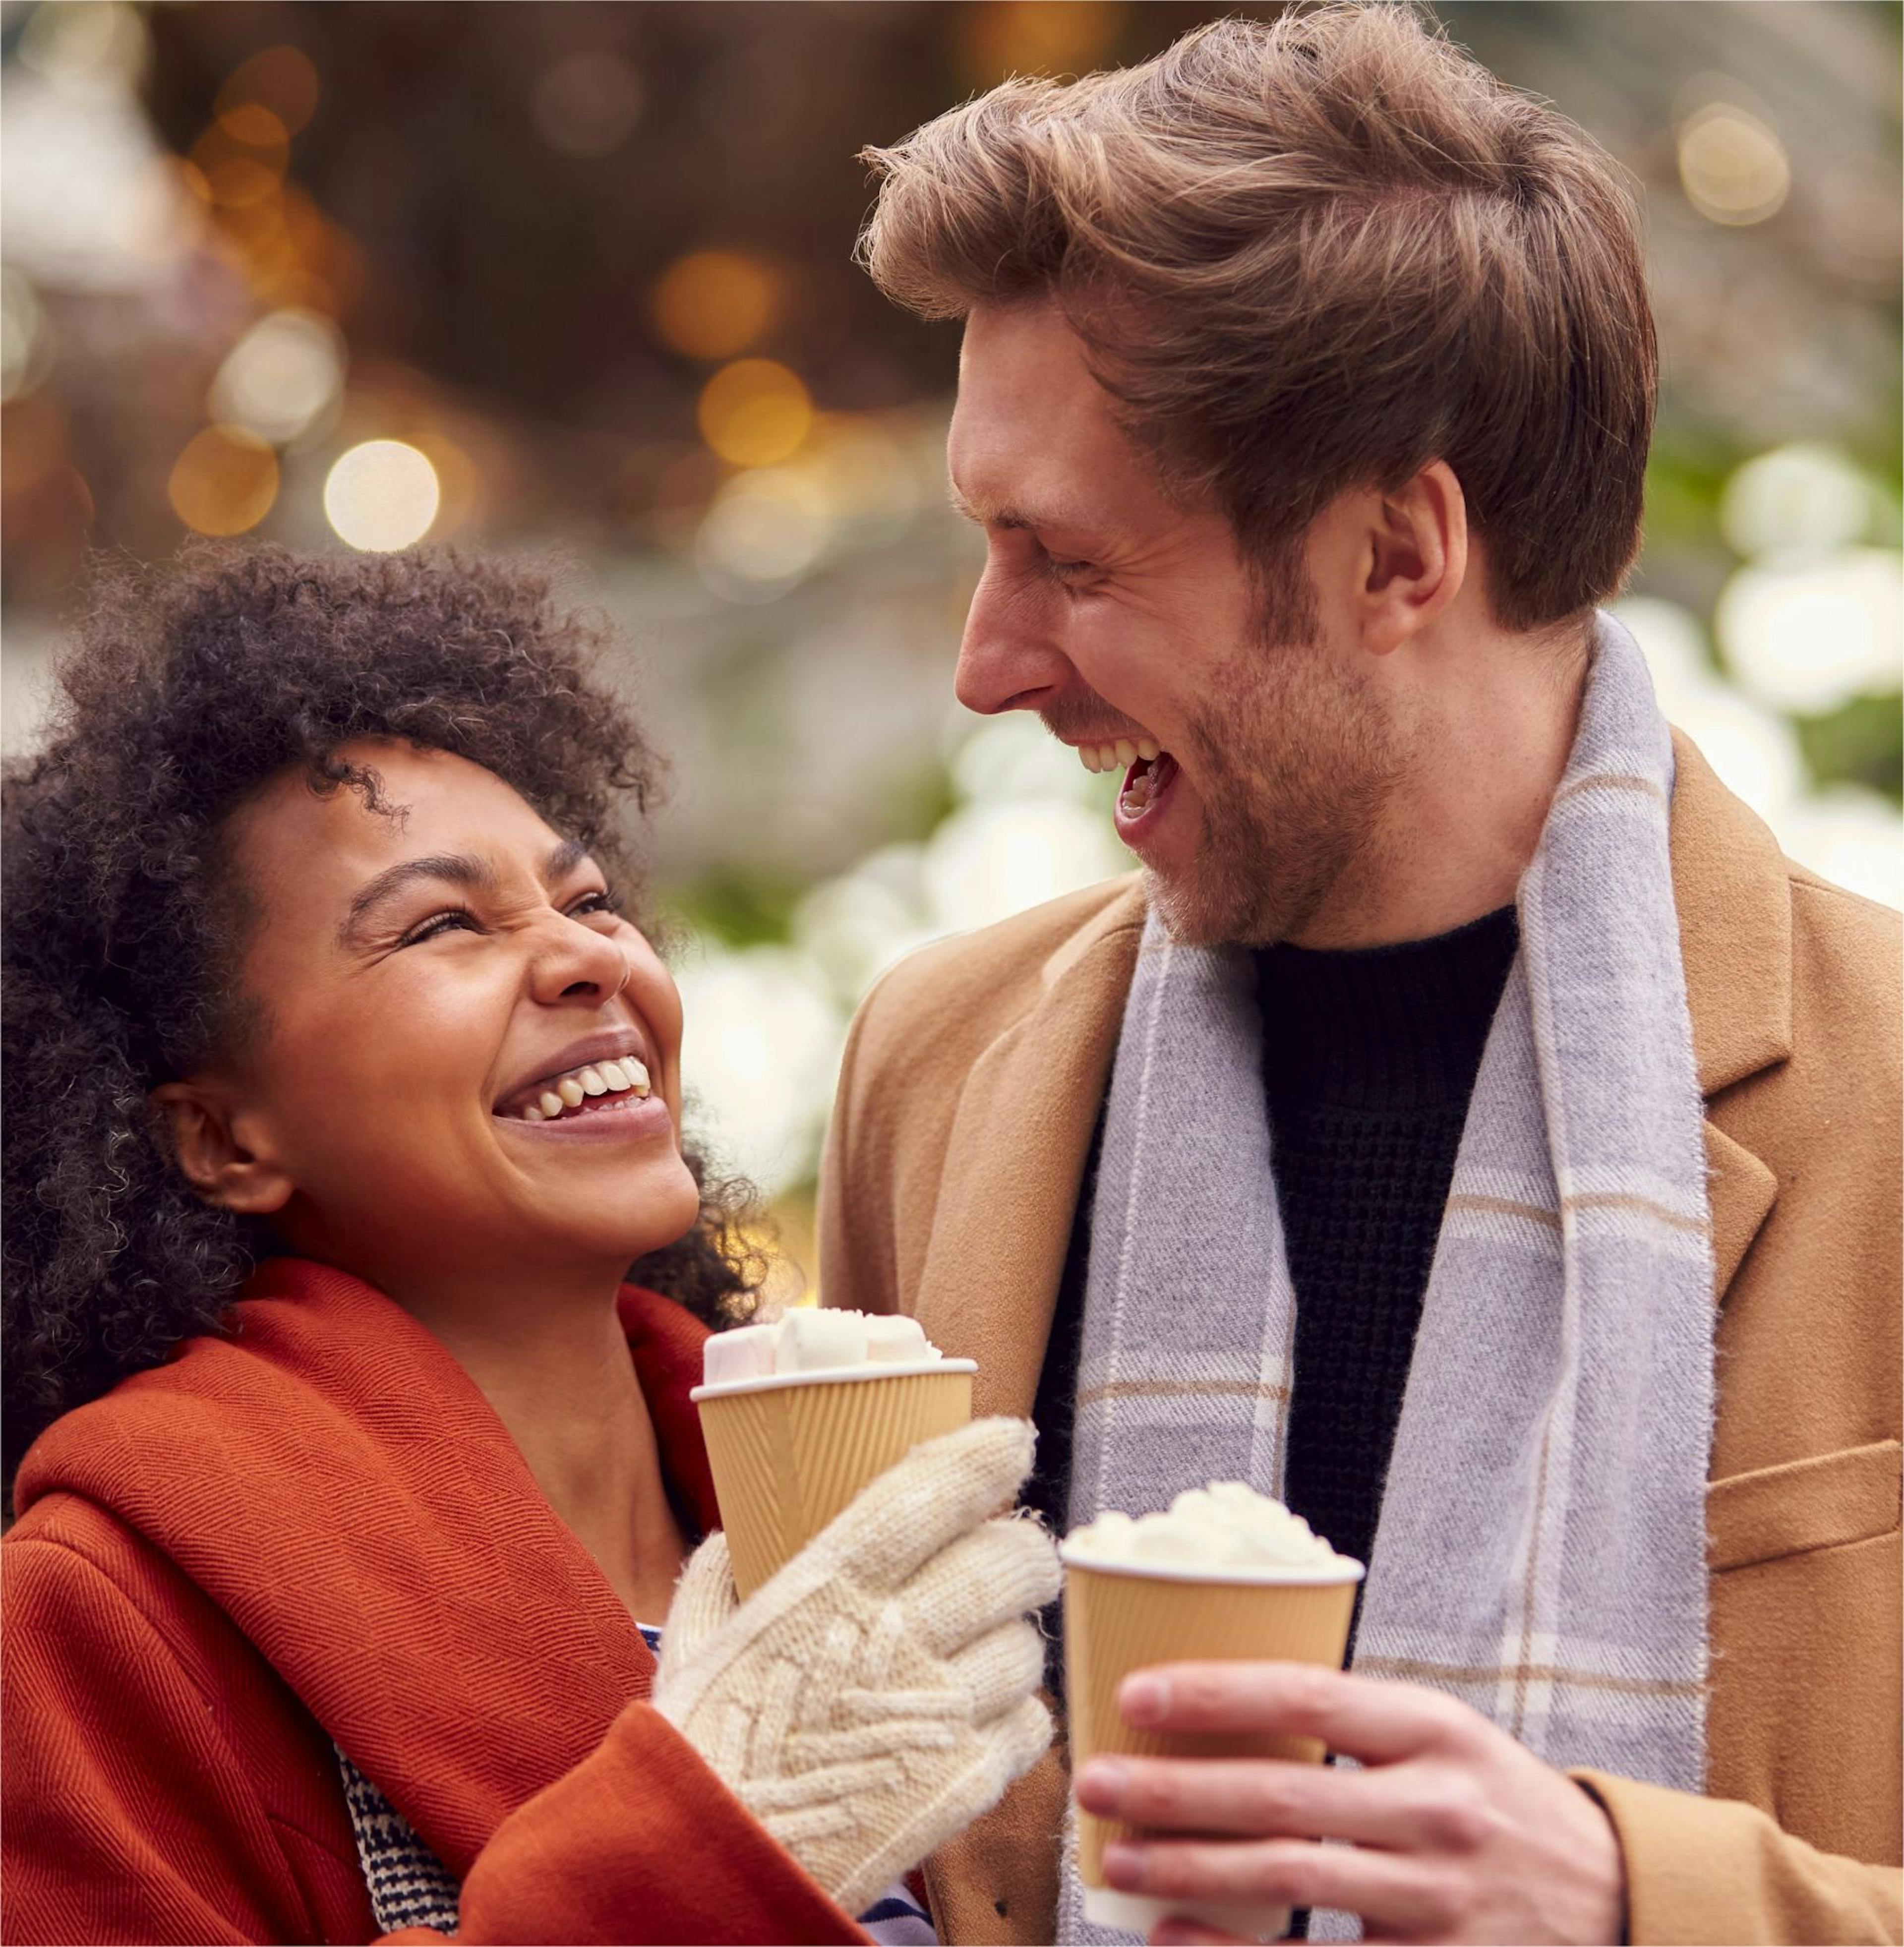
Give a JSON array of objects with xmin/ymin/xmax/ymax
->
[{"xmin": 947, "ymin": 301, "xmax": 1402, "ymax": 946}]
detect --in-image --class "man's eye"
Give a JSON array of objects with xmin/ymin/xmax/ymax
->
[
  {"xmin": 1046, "ymin": 554, "xmax": 1095, "ymax": 583},
  {"xmin": 399, "ymin": 907, "xmax": 479, "ymax": 947}
]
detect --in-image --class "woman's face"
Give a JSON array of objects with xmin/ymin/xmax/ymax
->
[{"xmin": 185, "ymin": 739, "xmax": 701, "ymax": 1295}]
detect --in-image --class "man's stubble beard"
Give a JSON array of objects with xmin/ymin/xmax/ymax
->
[{"xmin": 1148, "ymin": 620, "xmax": 1405, "ymax": 949}]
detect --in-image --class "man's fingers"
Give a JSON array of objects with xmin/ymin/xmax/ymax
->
[
  {"xmin": 1104, "ymin": 1835, "xmax": 1458, "ymax": 1939},
  {"xmin": 1120, "ymin": 1661, "xmax": 1474, "ymax": 1766},
  {"xmin": 1075, "ymin": 1753, "xmax": 1450, "ymax": 1849}
]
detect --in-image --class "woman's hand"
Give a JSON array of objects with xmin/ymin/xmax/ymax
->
[
  {"xmin": 1073, "ymin": 1661, "xmax": 1626, "ymax": 1946},
  {"xmin": 653, "ymin": 1417, "xmax": 1059, "ymax": 1919}
]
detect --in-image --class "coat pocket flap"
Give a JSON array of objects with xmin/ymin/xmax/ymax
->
[{"xmin": 1708, "ymin": 1439, "xmax": 1901, "ymax": 1573}]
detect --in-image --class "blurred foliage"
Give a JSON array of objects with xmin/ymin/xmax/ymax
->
[{"xmin": 1797, "ymin": 694, "xmax": 1904, "ymax": 802}]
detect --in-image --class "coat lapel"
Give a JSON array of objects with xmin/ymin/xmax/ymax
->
[
  {"xmin": 1668, "ymin": 731, "xmax": 1791, "ymax": 1301},
  {"xmin": 912, "ymin": 881, "xmax": 1147, "ymax": 1422}
]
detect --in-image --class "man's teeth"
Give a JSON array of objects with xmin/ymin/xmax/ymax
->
[
  {"xmin": 517, "ymin": 1056, "xmax": 652, "ymax": 1121},
  {"xmin": 1078, "ymin": 738, "xmax": 1161, "ymax": 774}
]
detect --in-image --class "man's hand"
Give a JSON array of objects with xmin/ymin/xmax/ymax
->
[{"xmin": 1072, "ymin": 1661, "xmax": 1626, "ymax": 1946}]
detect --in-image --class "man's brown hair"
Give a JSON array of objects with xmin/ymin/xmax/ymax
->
[{"xmin": 859, "ymin": 4, "xmax": 1657, "ymax": 630}]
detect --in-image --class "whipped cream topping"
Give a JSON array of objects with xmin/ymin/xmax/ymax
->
[
  {"xmin": 1064, "ymin": 1481, "xmax": 1357, "ymax": 1573},
  {"xmin": 701, "ymin": 1307, "xmax": 944, "ymax": 1386}
]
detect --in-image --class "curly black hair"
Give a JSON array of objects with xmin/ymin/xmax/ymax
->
[{"xmin": 3, "ymin": 541, "xmax": 763, "ymax": 1486}]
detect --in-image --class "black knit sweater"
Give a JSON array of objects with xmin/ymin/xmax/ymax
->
[
  {"xmin": 1026, "ymin": 907, "xmax": 1520, "ymax": 1617},
  {"xmin": 1256, "ymin": 905, "xmax": 1519, "ymax": 1575}
]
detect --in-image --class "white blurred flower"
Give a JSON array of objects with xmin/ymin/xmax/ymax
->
[
  {"xmin": 922, "ymin": 796, "xmax": 1129, "ymax": 935},
  {"xmin": 676, "ymin": 943, "xmax": 846, "ymax": 1195},
  {"xmin": 1774, "ymin": 787, "xmax": 1903, "ymax": 911},
  {"xmin": 1715, "ymin": 548, "xmax": 1903, "ymax": 715},
  {"xmin": 950, "ymin": 712, "xmax": 1103, "ymax": 807},
  {"xmin": 792, "ymin": 869, "xmax": 937, "ymax": 1001},
  {"xmin": 695, "ymin": 467, "xmax": 829, "ymax": 602},
  {"xmin": 1719, "ymin": 444, "xmax": 1877, "ymax": 562},
  {"xmin": 1669, "ymin": 683, "xmax": 1806, "ymax": 824}
]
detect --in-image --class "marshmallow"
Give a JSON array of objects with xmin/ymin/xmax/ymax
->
[
  {"xmin": 701, "ymin": 1308, "xmax": 946, "ymax": 1385},
  {"xmin": 1065, "ymin": 1481, "xmax": 1355, "ymax": 1573},
  {"xmin": 778, "ymin": 1308, "xmax": 870, "ymax": 1372},
  {"xmin": 700, "ymin": 1324, "xmax": 778, "ymax": 1387},
  {"xmin": 863, "ymin": 1314, "xmax": 930, "ymax": 1362}
]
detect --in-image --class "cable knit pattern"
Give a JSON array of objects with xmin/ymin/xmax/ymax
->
[{"xmin": 654, "ymin": 1418, "xmax": 1060, "ymax": 1921}]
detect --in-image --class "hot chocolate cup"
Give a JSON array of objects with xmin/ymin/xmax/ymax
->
[
  {"xmin": 1061, "ymin": 1545, "xmax": 1365, "ymax": 1943},
  {"xmin": 693, "ymin": 1358, "xmax": 975, "ymax": 1599}
]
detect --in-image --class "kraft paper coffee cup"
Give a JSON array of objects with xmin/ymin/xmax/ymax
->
[
  {"xmin": 692, "ymin": 1358, "xmax": 975, "ymax": 1600},
  {"xmin": 1060, "ymin": 1546, "xmax": 1365, "ymax": 1944}
]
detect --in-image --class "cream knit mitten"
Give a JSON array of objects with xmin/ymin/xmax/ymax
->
[{"xmin": 652, "ymin": 1417, "xmax": 1060, "ymax": 1918}]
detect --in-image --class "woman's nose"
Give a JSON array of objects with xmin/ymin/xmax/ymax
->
[{"xmin": 529, "ymin": 912, "xmax": 629, "ymax": 1003}]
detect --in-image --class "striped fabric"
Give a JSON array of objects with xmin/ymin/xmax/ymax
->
[
  {"xmin": 1061, "ymin": 614, "xmax": 1716, "ymax": 1944},
  {"xmin": 338, "ymin": 1621, "xmax": 937, "ymax": 1943}
]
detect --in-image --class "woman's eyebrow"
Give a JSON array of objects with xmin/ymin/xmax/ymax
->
[
  {"xmin": 338, "ymin": 840, "xmax": 594, "ymax": 945},
  {"xmin": 338, "ymin": 853, "xmax": 496, "ymax": 944}
]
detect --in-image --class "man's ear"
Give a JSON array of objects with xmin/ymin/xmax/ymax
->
[
  {"xmin": 1360, "ymin": 459, "xmax": 1469, "ymax": 655},
  {"xmin": 149, "ymin": 1083, "xmax": 295, "ymax": 1216}
]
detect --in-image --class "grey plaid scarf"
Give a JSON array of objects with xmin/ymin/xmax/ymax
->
[{"xmin": 1060, "ymin": 614, "xmax": 1715, "ymax": 1944}]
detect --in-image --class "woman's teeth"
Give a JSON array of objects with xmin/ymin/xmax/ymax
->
[
  {"xmin": 518, "ymin": 1057, "xmax": 651, "ymax": 1122},
  {"xmin": 1078, "ymin": 737, "xmax": 1162, "ymax": 774}
]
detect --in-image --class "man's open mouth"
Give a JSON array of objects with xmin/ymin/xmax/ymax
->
[{"xmin": 1076, "ymin": 737, "xmax": 1180, "ymax": 820}]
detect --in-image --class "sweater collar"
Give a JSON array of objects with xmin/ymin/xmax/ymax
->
[{"xmin": 14, "ymin": 1256, "xmax": 718, "ymax": 1879}]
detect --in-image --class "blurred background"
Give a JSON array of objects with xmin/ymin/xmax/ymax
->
[{"xmin": 4, "ymin": 0, "xmax": 1899, "ymax": 1301}]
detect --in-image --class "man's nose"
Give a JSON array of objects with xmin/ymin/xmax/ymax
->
[{"xmin": 954, "ymin": 558, "xmax": 1073, "ymax": 716}]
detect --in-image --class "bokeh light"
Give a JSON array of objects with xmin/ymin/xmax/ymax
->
[
  {"xmin": 1779, "ymin": 787, "xmax": 1904, "ymax": 909},
  {"xmin": 1716, "ymin": 549, "xmax": 1904, "ymax": 716},
  {"xmin": 1, "ymin": 272, "xmax": 53, "ymax": 402},
  {"xmin": 1677, "ymin": 103, "xmax": 1791, "ymax": 227},
  {"xmin": 323, "ymin": 439, "xmax": 441, "ymax": 551},
  {"xmin": 652, "ymin": 250, "xmax": 783, "ymax": 361},
  {"xmin": 962, "ymin": 1, "xmax": 1127, "ymax": 80},
  {"xmin": 214, "ymin": 46, "xmax": 321, "ymax": 138},
  {"xmin": 676, "ymin": 944, "xmax": 844, "ymax": 1195},
  {"xmin": 696, "ymin": 467, "xmax": 828, "ymax": 600},
  {"xmin": 1719, "ymin": 443, "xmax": 1879, "ymax": 562},
  {"xmin": 697, "ymin": 358, "xmax": 812, "ymax": 468},
  {"xmin": 208, "ymin": 308, "xmax": 347, "ymax": 445},
  {"xmin": 17, "ymin": 1, "xmax": 148, "ymax": 98},
  {"xmin": 167, "ymin": 424, "xmax": 279, "ymax": 535},
  {"xmin": 531, "ymin": 51, "xmax": 644, "ymax": 158}
]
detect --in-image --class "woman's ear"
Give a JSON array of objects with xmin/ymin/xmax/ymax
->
[{"xmin": 150, "ymin": 1083, "xmax": 295, "ymax": 1215}]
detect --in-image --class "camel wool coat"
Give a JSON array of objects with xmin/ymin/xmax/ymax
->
[{"xmin": 819, "ymin": 732, "xmax": 1902, "ymax": 1947}]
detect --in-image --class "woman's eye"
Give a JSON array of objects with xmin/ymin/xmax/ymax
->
[
  {"xmin": 568, "ymin": 887, "xmax": 622, "ymax": 920},
  {"xmin": 399, "ymin": 907, "xmax": 480, "ymax": 948}
]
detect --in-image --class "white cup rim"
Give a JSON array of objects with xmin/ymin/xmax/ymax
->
[
  {"xmin": 690, "ymin": 1357, "xmax": 976, "ymax": 1402},
  {"xmin": 1059, "ymin": 1540, "xmax": 1365, "ymax": 1587}
]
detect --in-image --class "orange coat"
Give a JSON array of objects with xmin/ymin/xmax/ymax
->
[{"xmin": 1, "ymin": 1258, "xmax": 865, "ymax": 1946}]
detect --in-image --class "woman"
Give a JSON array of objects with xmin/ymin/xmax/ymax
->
[{"xmin": 1, "ymin": 545, "xmax": 1056, "ymax": 1945}]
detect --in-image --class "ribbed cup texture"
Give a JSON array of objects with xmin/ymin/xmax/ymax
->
[
  {"xmin": 1066, "ymin": 1562, "xmax": 1357, "ymax": 1935},
  {"xmin": 697, "ymin": 1369, "xmax": 973, "ymax": 1599}
]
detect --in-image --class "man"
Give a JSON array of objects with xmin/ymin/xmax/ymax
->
[{"xmin": 819, "ymin": 9, "xmax": 1901, "ymax": 1946}]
